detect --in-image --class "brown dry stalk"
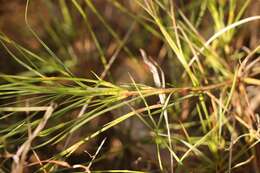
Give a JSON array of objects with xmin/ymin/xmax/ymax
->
[
  {"xmin": 122, "ymin": 79, "xmax": 233, "ymax": 97},
  {"xmin": 122, "ymin": 76, "xmax": 260, "ymax": 98}
]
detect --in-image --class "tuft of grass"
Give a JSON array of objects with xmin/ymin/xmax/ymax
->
[{"xmin": 0, "ymin": 0, "xmax": 260, "ymax": 172}]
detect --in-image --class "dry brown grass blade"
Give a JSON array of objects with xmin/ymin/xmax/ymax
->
[{"xmin": 11, "ymin": 105, "xmax": 54, "ymax": 173}]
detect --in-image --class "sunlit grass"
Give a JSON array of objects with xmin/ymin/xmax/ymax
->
[{"xmin": 0, "ymin": 0, "xmax": 260, "ymax": 172}]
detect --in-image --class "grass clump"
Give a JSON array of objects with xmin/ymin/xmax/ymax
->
[{"xmin": 0, "ymin": 0, "xmax": 260, "ymax": 172}]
